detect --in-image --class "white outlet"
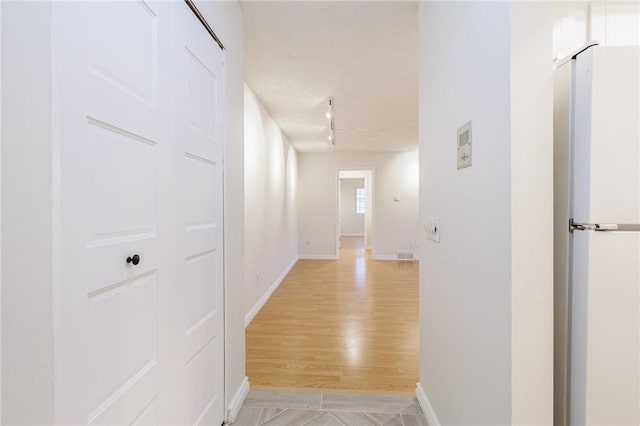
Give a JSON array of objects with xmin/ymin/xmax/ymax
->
[{"xmin": 425, "ymin": 217, "xmax": 440, "ymax": 243}]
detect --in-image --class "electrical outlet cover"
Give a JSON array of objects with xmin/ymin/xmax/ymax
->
[{"xmin": 426, "ymin": 217, "xmax": 440, "ymax": 242}]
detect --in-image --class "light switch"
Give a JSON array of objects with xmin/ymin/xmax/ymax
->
[{"xmin": 425, "ymin": 217, "xmax": 440, "ymax": 242}]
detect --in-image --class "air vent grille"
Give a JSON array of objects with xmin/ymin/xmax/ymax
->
[{"xmin": 396, "ymin": 251, "xmax": 416, "ymax": 261}]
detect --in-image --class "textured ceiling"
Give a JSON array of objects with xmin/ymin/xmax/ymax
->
[{"xmin": 242, "ymin": 1, "xmax": 418, "ymax": 152}]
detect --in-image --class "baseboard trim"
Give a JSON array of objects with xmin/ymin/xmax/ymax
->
[
  {"xmin": 340, "ymin": 233, "xmax": 364, "ymax": 237},
  {"xmin": 227, "ymin": 376, "xmax": 250, "ymax": 423},
  {"xmin": 298, "ymin": 254, "xmax": 338, "ymax": 260},
  {"xmin": 416, "ymin": 383, "xmax": 440, "ymax": 426},
  {"xmin": 245, "ymin": 256, "xmax": 298, "ymax": 327}
]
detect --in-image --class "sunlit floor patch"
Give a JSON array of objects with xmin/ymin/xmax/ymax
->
[{"xmin": 246, "ymin": 236, "xmax": 419, "ymax": 395}]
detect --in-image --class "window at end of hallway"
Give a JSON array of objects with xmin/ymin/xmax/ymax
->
[{"xmin": 356, "ymin": 187, "xmax": 365, "ymax": 214}]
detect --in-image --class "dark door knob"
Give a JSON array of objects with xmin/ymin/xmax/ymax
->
[{"xmin": 126, "ymin": 254, "xmax": 140, "ymax": 265}]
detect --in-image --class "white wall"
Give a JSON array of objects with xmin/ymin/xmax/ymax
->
[
  {"xmin": 418, "ymin": 2, "xmax": 553, "ymax": 425},
  {"xmin": 297, "ymin": 151, "xmax": 418, "ymax": 260},
  {"xmin": 1, "ymin": 0, "xmax": 4, "ymax": 421},
  {"xmin": 553, "ymin": 1, "xmax": 640, "ymax": 60},
  {"xmin": 340, "ymin": 178, "xmax": 364, "ymax": 236},
  {"xmin": 509, "ymin": 4, "xmax": 554, "ymax": 423},
  {"xmin": 590, "ymin": 2, "xmax": 640, "ymax": 46},
  {"xmin": 194, "ymin": 1, "xmax": 247, "ymax": 417},
  {"xmin": 1, "ymin": 1, "xmax": 247, "ymax": 423},
  {"xmin": 244, "ymin": 83, "xmax": 298, "ymax": 325},
  {"xmin": 1, "ymin": 3, "xmax": 55, "ymax": 423}
]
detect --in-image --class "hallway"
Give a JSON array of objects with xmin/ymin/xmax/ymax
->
[{"xmin": 246, "ymin": 237, "xmax": 419, "ymax": 395}]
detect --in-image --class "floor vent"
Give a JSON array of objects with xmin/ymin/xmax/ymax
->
[{"xmin": 396, "ymin": 251, "xmax": 416, "ymax": 261}]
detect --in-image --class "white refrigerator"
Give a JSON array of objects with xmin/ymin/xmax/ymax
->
[{"xmin": 554, "ymin": 45, "xmax": 640, "ymax": 426}]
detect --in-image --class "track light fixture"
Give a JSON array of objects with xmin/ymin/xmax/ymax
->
[{"xmin": 327, "ymin": 97, "xmax": 335, "ymax": 148}]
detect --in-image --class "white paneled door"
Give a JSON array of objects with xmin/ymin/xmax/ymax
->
[
  {"xmin": 172, "ymin": 3, "xmax": 225, "ymax": 425},
  {"xmin": 53, "ymin": 2, "xmax": 225, "ymax": 425}
]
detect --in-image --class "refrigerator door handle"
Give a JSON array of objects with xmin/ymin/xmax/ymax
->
[{"xmin": 569, "ymin": 219, "xmax": 640, "ymax": 233}]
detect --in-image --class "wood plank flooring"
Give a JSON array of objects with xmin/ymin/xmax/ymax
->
[{"xmin": 246, "ymin": 237, "xmax": 419, "ymax": 395}]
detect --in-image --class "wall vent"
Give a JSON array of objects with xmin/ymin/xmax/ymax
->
[{"xmin": 396, "ymin": 251, "xmax": 416, "ymax": 261}]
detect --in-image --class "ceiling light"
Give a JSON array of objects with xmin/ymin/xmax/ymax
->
[{"xmin": 327, "ymin": 97, "xmax": 335, "ymax": 149}]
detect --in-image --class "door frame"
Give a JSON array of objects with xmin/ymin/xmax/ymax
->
[{"xmin": 335, "ymin": 168, "xmax": 375, "ymax": 259}]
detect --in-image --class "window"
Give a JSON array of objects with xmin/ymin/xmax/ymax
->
[{"xmin": 355, "ymin": 187, "xmax": 365, "ymax": 214}]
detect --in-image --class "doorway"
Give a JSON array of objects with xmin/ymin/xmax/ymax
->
[{"xmin": 337, "ymin": 169, "xmax": 374, "ymax": 258}]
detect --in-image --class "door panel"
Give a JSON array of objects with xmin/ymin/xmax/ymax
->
[
  {"xmin": 54, "ymin": 2, "xmax": 225, "ymax": 424},
  {"xmin": 185, "ymin": 156, "xmax": 218, "ymax": 226},
  {"xmin": 88, "ymin": 271, "xmax": 158, "ymax": 416},
  {"xmin": 55, "ymin": 2, "xmax": 170, "ymax": 424},
  {"xmin": 172, "ymin": 3, "xmax": 225, "ymax": 425},
  {"xmin": 85, "ymin": 118, "xmax": 157, "ymax": 246},
  {"xmin": 87, "ymin": 0, "xmax": 158, "ymax": 105}
]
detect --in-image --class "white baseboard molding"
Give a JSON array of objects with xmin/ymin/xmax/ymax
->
[
  {"xmin": 373, "ymin": 254, "xmax": 397, "ymax": 261},
  {"xmin": 245, "ymin": 256, "xmax": 298, "ymax": 327},
  {"xmin": 340, "ymin": 233, "xmax": 364, "ymax": 237},
  {"xmin": 227, "ymin": 376, "xmax": 250, "ymax": 423},
  {"xmin": 298, "ymin": 254, "xmax": 338, "ymax": 260},
  {"xmin": 416, "ymin": 383, "xmax": 441, "ymax": 426}
]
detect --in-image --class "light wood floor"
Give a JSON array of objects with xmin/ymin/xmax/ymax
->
[{"xmin": 246, "ymin": 237, "xmax": 419, "ymax": 395}]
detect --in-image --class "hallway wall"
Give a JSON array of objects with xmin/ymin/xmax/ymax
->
[
  {"xmin": 418, "ymin": 2, "xmax": 553, "ymax": 425},
  {"xmin": 553, "ymin": 1, "xmax": 640, "ymax": 61},
  {"xmin": 244, "ymin": 84, "xmax": 298, "ymax": 325},
  {"xmin": 1, "ymin": 3, "xmax": 54, "ymax": 422},
  {"xmin": 297, "ymin": 151, "xmax": 418, "ymax": 260}
]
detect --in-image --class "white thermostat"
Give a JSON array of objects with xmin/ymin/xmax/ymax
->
[{"xmin": 457, "ymin": 121, "xmax": 472, "ymax": 169}]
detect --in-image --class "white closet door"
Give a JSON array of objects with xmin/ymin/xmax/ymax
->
[
  {"xmin": 171, "ymin": 3, "xmax": 225, "ymax": 425},
  {"xmin": 53, "ymin": 1, "xmax": 225, "ymax": 425}
]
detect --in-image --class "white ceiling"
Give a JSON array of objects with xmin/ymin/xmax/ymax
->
[{"xmin": 242, "ymin": 1, "xmax": 419, "ymax": 152}]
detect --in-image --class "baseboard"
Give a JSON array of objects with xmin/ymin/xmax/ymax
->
[
  {"xmin": 373, "ymin": 254, "xmax": 397, "ymax": 261},
  {"xmin": 340, "ymin": 233, "xmax": 364, "ymax": 237},
  {"xmin": 416, "ymin": 383, "xmax": 441, "ymax": 426},
  {"xmin": 245, "ymin": 256, "xmax": 298, "ymax": 327},
  {"xmin": 227, "ymin": 376, "xmax": 250, "ymax": 423},
  {"xmin": 298, "ymin": 254, "xmax": 338, "ymax": 260}
]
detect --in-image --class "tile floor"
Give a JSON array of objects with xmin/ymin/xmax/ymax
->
[{"xmin": 232, "ymin": 390, "xmax": 428, "ymax": 426}]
